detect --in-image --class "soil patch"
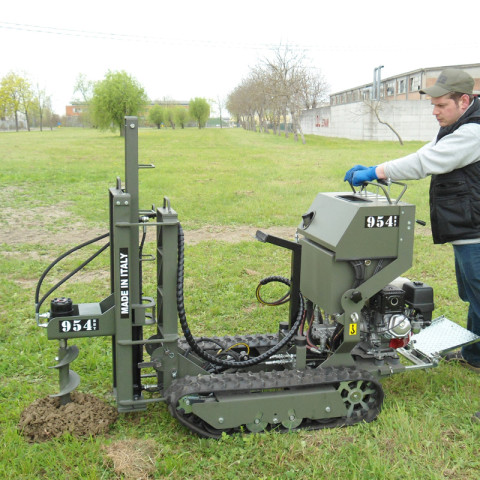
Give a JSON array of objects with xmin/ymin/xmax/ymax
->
[{"xmin": 18, "ymin": 392, "xmax": 118, "ymax": 443}]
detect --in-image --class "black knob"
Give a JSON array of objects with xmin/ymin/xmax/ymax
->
[{"xmin": 50, "ymin": 297, "xmax": 74, "ymax": 317}]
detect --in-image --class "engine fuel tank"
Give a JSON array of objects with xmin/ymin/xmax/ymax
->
[{"xmin": 297, "ymin": 191, "xmax": 416, "ymax": 314}]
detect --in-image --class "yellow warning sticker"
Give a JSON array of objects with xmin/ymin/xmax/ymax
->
[{"xmin": 349, "ymin": 324, "xmax": 357, "ymax": 336}]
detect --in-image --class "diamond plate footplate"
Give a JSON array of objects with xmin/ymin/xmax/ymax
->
[{"xmin": 408, "ymin": 315, "xmax": 480, "ymax": 359}]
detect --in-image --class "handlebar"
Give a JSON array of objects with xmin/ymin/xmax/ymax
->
[{"xmin": 349, "ymin": 179, "xmax": 407, "ymax": 205}]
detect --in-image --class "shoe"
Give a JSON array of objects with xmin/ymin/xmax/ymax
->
[
  {"xmin": 444, "ymin": 350, "xmax": 463, "ymax": 361},
  {"xmin": 443, "ymin": 351, "xmax": 480, "ymax": 373},
  {"xmin": 472, "ymin": 412, "xmax": 480, "ymax": 423}
]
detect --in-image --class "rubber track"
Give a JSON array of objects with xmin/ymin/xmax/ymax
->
[{"xmin": 165, "ymin": 367, "xmax": 384, "ymax": 438}]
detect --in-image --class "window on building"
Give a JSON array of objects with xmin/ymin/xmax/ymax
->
[
  {"xmin": 398, "ymin": 79, "xmax": 406, "ymax": 94},
  {"xmin": 386, "ymin": 81, "xmax": 395, "ymax": 96},
  {"xmin": 409, "ymin": 74, "xmax": 421, "ymax": 92}
]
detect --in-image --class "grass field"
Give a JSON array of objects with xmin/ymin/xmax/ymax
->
[{"xmin": 0, "ymin": 127, "xmax": 479, "ymax": 479}]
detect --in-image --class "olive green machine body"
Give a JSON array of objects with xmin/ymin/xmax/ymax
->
[{"xmin": 35, "ymin": 117, "xmax": 478, "ymax": 436}]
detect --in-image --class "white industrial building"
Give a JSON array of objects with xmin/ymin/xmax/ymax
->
[{"xmin": 300, "ymin": 64, "xmax": 480, "ymax": 142}]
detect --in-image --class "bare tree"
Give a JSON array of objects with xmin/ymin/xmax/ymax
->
[
  {"xmin": 215, "ymin": 95, "xmax": 225, "ymax": 128},
  {"xmin": 364, "ymin": 99, "xmax": 404, "ymax": 145},
  {"xmin": 227, "ymin": 45, "xmax": 329, "ymax": 144},
  {"xmin": 263, "ymin": 46, "xmax": 310, "ymax": 142},
  {"xmin": 73, "ymin": 73, "xmax": 94, "ymax": 103},
  {"xmin": 33, "ymin": 84, "xmax": 51, "ymax": 131},
  {"xmin": 72, "ymin": 73, "xmax": 94, "ymax": 127}
]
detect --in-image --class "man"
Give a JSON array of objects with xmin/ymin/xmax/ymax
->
[
  {"xmin": 345, "ymin": 68, "xmax": 480, "ymax": 421},
  {"xmin": 346, "ymin": 68, "xmax": 480, "ymax": 365}
]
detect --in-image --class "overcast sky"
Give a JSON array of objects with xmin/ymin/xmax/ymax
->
[{"xmin": 2, "ymin": 0, "xmax": 479, "ymax": 115}]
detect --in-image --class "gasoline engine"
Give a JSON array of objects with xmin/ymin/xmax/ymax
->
[{"xmin": 34, "ymin": 117, "xmax": 479, "ymax": 438}]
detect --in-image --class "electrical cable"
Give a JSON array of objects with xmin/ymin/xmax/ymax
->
[
  {"xmin": 255, "ymin": 276, "xmax": 291, "ymax": 306},
  {"xmin": 176, "ymin": 224, "xmax": 304, "ymax": 369}
]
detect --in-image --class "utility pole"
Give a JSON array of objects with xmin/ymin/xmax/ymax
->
[{"xmin": 373, "ymin": 65, "xmax": 384, "ymax": 100}]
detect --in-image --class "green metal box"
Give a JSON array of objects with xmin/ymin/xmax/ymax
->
[{"xmin": 297, "ymin": 191, "xmax": 416, "ymax": 313}]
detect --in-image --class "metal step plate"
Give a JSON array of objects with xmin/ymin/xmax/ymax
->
[{"xmin": 408, "ymin": 315, "xmax": 480, "ymax": 360}]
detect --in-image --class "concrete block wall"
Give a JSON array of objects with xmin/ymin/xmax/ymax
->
[{"xmin": 300, "ymin": 100, "xmax": 439, "ymax": 142}]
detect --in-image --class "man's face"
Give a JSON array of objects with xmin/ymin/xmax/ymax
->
[{"xmin": 431, "ymin": 94, "xmax": 469, "ymax": 127}]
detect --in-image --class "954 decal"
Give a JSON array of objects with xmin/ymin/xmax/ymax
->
[
  {"xmin": 59, "ymin": 318, "xmax": 99, "ymax": 333},
  {"xmin": 365, "ymin": 215, "xmax": 399, "ymax": 228}
]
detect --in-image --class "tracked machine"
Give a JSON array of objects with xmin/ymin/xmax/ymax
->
[{"xmin": 35, "ymin": 117, "xmax": 479, "ymax": 438}]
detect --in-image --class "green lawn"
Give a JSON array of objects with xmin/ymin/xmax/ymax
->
[{"xmin": 0, "ymin": 127, "xmax": 478, "ymax": 479}]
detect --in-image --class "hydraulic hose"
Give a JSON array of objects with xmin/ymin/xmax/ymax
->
[
  {"xmin": 35, "ymin": 233, "xmax": 110, "ymax": 314},
  {"xmin": 176, "ymin": 224, "xmax": 304, "ymax": 368}
]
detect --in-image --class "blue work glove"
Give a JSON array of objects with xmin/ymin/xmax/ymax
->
[
  {"xmin": 344, "ymin": 165, "xmax": 368, "ymax": 183},
  {"xmin": 351, "ymin": 166, "xmax": 378, "ymax": 186}
]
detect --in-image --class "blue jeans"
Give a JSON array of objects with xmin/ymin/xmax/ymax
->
[{"xmin": 453, "ymin": 243, "xmax": 480, "ymax": 367}]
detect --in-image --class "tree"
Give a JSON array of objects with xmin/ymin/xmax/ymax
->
[
  {"xmin": 72, "ymin": 73, "xmax": 94, "ymax": 126},
  {"xmin": 175, "ymin": 107, "xmax": 189, "ymax": 129},
  {"xmin": 0, "ymin": 72, "xmax": 29, "ymax": 131},
  {"xmin": 148, "ymin": 104, "xmax": 165, "ymax": 129},
  {"xmin": 226, "ymin": 45, "xmax": 329, "ymax": 143},
  {"xmin": 90, "ymin": 70, "xmax": 148, "ymax": 136},
  {"xmin": 33, "ymin": 83, "xmax": 50, "ymax": 131},
  {"xmin": 164, "ymin": 106, "xmax": 176, "ymax": 129},
  {"xmin": 17, "ymin": 75, "xmax": 34, "ymax": 131},
  {"xmin": 189, "ymin": 97, "xmax": 210, "ymax": 129},
  {"xmin": 363, "ymin": 99, "xmax": 404, "ymax": 145},
  {"xmin": 73, "ymin": 73, "xmax": 94, "ymax": 104}
]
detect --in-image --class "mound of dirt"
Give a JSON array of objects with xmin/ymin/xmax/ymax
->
[{"xmin": 18, "ymin": 392, "xmax": 118, "ymax": 443}]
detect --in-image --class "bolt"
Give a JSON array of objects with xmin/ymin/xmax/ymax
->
[
  {"xmin": 325, "ymin": 406, "xmax": 331, "ymax": 413},
  {"xmin": 289, "ymin": 415, "xmax": 295, "ymax": 421},
  {"xmin": 124, "ymin": 201, "xmax": 129, "ymax": 205},
  {"xmin": 254, "ymin": 418, "xmax": 260, "ymax": 424},
  {"xmin": 130, "ymin": 123, "xmax": 136, "ymax": 129},
  {"xmin": 218, "ymin": 417, "xmax": 224, "ymax": 424},
  {"xmin": 171, "ymin": 370, "xmax": 177, "ymax": 379},
  {"xmin": 273, "ymin": 417, "xmax": 279, "ymax": 423},
  {"xmin": 350, "ymin": 313, "xmax": 359, "ymax": 323},
  {"xmin": 116, "ymin": 201, "xmax": 121, "ymax": 205}
]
